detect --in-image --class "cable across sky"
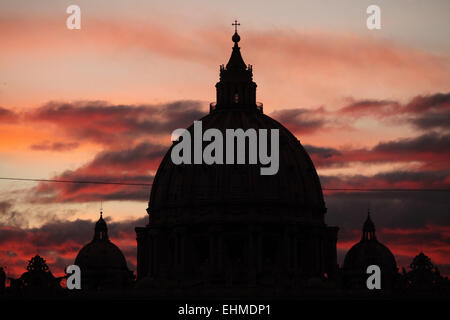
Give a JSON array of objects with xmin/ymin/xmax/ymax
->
[{"xmin": 0, "ymin": 176, "xmax": 448, "ymax": 192}]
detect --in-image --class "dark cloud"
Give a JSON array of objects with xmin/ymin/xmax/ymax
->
[
  {"xmin": 372, "ymin": 170, "xmax": 450, "ymax": 185},
  {"xmin": 0, "ymin": 200, "xmax": 60, "ymax": 228},
  {"xmin": 88, "ymin": 141, "xmax": 166, "ymax": 168},
  {"xmin": 305, "ymin": 132, "xmax": 450, "ymax": 169},
  {"xmin": 0, "ymin": 200, "xmax": 24, "ymax": 227},
  {"xmin": 337, "ymin": 93, "xmax": 450, "ymax": 133},
  {"xmin": 271, "ymin": 108, "xmax": 326, "ymax": 134},
  {"xmin": 30, "ymin": 142, "xmax": 164, "ymax": 203},
  {"xmin": 405, "ymin": 92, "xmax": 450, "ymax": 113},
  {"xmin": 325, "ymin": 189, "xmax": 450, "ymax": 231},
  {"xmin": 373, "ymin": 132, "xmax": 450, "ymax": 153},
  {"xmin": 0, "ymin": 106, "xmax": 17, "ymax": 122},
  {"xmin": 339, "ymin": 93, "xmax": 450, "ymax": 117},
  {"xmin": 31, "ymin": 173, "xmax": 153, "ymax": 203},
  {"xmin": 33, "ymin": 216, "xmax": 147, "ymax": 246},
  {"xmin": 28, "ymin": 100, "xmax": 206, "ymax": 146},
  {"xmin": 30, "ymin": 132, "xmax": 448, "ymax": 203},
  {"xmin": 338, "ymin": 99, "xmax": 399, "ymax": 117},
  {"xmin": 0, "ymin": 215, "xmax": 146, "ymax": 250},
  {"xmin": 321, "ymin": 169, "xmax": 450, "ymax": 191},
  {"xmin": 410, "ymin": 109, "xmax": 450, "ymax": 131},
  {"xmin": 304, "ymin": 144, "xmax": 342, "ymax": 159},
  {"xmin": 30, "ymin": 141, "xmax": 80, "ymax": 151},
  {"xmin": 405, "ymin": 93, "xmax": 450, "ymax": 132}
]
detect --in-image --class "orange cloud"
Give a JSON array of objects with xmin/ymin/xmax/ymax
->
[{"xmin": 1, "ymin": 15, "xmax": 449, "ymax": 108}]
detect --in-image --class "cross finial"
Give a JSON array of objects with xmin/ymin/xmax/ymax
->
[
  {"xmin": 232, "ymin": 20, "xmax": 240, "ymax": 33},
  {"xmin": 100, "ymin": 200, "xmax": 103, "ymax": 217}
]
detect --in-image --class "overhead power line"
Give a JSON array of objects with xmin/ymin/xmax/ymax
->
[
  {"xmin": 0, "ymin": 176, "xmax": 449, "ymax": 192},
  {"xmin": 0, "ymin": 177, "xmax": 151, "ymax": 186}
]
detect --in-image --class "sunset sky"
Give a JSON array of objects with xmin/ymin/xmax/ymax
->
[{"xmin": 1, "ymin": 0, "xmax": 449, "ymax": 279}]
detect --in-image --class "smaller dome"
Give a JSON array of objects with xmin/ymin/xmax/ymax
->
[
  {"xmin": 343, "ymin": 212, "xmax": 397, "ymax": 290},
  {"xmin": 74, "ymin": 212, "xmax": 133, "ymax": 291},
  {"xmin": 343, "ymin": 240, "xmax": 396, "ymax": 271},
  {"xmin": 75, "ymin": 240, "xmax": 128, "ymax": 270}
]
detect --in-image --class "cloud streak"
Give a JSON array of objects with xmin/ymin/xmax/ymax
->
[
  {"xmin": 0, "ymin": 106, "xmax": 17, "ymax": 122},
  {"xmin": 307, "ymin": 132, "xmax": 450, "ymax": 171},
  {"xmin": 29, "ymin": 141, "xmax": 80, "ymax": 152},
  {"xmin": 271, "ymin": 108, "xmax": 327, "ymax": 134},
  {"xmin": 28, "ymin": 100, "xmax": 206, "ymax": 146},
  {"xmin": 339, "ymin": 93, "xmax": 450, "ymax": 132},
  {"xmin": 30, "ymin": 141, "xmax": 165, "ymax": 203}
]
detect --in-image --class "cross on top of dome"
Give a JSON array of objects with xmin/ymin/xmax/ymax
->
[
  {"xmin": 212, "ymin": 22, "xmax": 260, "ymax": 111},
  {"xmin": 232, "ymin": 20, "xmax": 241, "ymax": 44},
  {"xmin": 232, "ymin": 20, "xmax": 240, "ymax": 33}
]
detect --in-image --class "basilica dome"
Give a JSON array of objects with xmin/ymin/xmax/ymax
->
[
  {"xmin": 135, "ymin": 28, "xmax": 338, "ymax": 295},
  {"xmin": 75, "ymin": 237, "xmax": 127, "ymax": 271},
  {"xmin": 148, "ymin": 108, "xmax": 326, "ymax": 223},
  {"xmin": 148, "ymin": 31, "xmax": 326, "ymax": 224}
]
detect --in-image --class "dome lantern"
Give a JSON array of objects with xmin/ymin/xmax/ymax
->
[
  {"xmin": 214, "ymin": 21, "xmax": 259, "ymax": 111},
  {"xmin": 94, "ymin": 210, "xmax": 108, "ymax": 241},
  {"xmin": 362, "ymin": 209, "xmax": 376, "ymax": 241}
]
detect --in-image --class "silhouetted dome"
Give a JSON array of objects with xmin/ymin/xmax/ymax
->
[
  {"xmin": 136, "ymin": 27, "xmax": 339, "ymax": 295},
  {"xmin": 343, "ymin": 212, "xmax": 397, "ymax": 289},
  {"xmin": 344, "ymin": 239, "xmax": 396, "ymax": 270},
  {"xmin": 75, "ymin": 239, "xmax": 128, "ymax": 270},
  {"xmin": 148, "ymin": 109, "xmax": 326, "ymax": 223},
  {"xmin": 148, "ymin": 28, "xmax": 326, "ymax": 224},
  {"xmin": 75, "ymin": 212, "xmax": 133, "ymax": 290}
]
